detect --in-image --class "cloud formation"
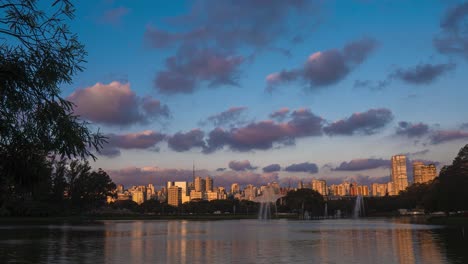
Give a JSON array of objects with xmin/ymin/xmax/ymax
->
[
  {"xmin": 430, "ymin": 130, "xmax": 468, "ymax": 144},
  {"xmin": 284, "ymin": 162, "xmax": 319, "ymax": 173},
  {"xmin": 154, "ymin": 48, "xmax": 244, "ymax": 94},
  {"xmin": 391, "ymin": 63, "xmax": 455, "ymax": 84},
  {"xmin": 228, "ymin": 160, "xmax": 256, "ymax": 171},
  {"xmin": 145, "ymin": 0, "xmax": 319, "ymax": 94},
  {"xmin": 67, "ymin": 82, "xmax": 169, "ymax": 126},
  {"xmin": 202, "ymin": 106, "xmax": 248, "ymax": 127},
  {"xmin": 269, "ymin": 107, "xmax": 290, "ymax": 121},
  {"xmin": 167, "ymin": 129, "xmax": 206, "ymax": 152},
  {"xmin": 395, "ymin": 121, "xmax": 430, "ymax": 138},
  {"xmin": 434, "ymin": 2, "xmax": 468, "ymax": 59},
  {"xmin": 333, "ymin": 158, "xmax": 390, "ymax": 171},
  {"xmin": 266, "ymin": 38, "xmax": 378, "ymax": 90},
  {"xmin": 100, "ymin": 130, "xmax": 166, "ymax": 157},
  {"xmin": 324, "ymin": 108, "xmax": 393, "ymax": 136},
  {"xmin": 262, "ymin": 164, "xmax": 281, "ymax": 173},
  {"xmin": 204, "ymin": 108, "xmax": 324, "ymax": 152}
]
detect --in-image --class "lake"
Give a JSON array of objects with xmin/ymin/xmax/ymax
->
[{"xmin": 0, "ymin": 218, "xmax": 467, "ymax": 263}]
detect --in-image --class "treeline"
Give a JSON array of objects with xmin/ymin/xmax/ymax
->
[{"xmin": 0, "ymin": 158, "xmax": 115, "ymax": 216}]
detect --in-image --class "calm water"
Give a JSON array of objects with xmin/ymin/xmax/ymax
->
[{"xmin": 0, "ymin": 218, "xmax": 467, "ymax": 264}]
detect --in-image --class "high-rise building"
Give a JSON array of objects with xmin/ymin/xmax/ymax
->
[
  {"xmin": 132, "ymin": 190, "xmax": 145, "ymax": 205},
  {"xmin": 312, "ymin": 179, "xmax": 327, "ymax": 196},
  {"xmin": 413, "ymin": 162, "xmax": 437, "ymax": 184},
  {"xmin": 168, "ymin": 186, "xmax": 182, "ymax": 207},
  {"xmin": 231, "ymin": 183, "xmax": 240, "ymax": 194},
  {"xmin": 244, "ymin": 184, "xmax": 256, "ymax": 200},
  {"xmin": 372, "ymin": 183, "xmax": 387, "ymax": 197},
  {"xmin": 195, "ymin": 176, "xmax": 206, "ymax": 192},
  {"xmin": 205, "ymin": 177, "xmax": 213, "ymax": 192},
  {"xmin": 391, "ymin": 155, "xmax": 408, "ymax": 195},
  {"xmin": 117, "ymin": 184, "xmax": 124, "ymax": 193}
]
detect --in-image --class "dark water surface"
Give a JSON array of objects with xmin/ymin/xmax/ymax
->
[{"xmin": 0, "ymin": 218, "xmax": 467, "ymax": 264}]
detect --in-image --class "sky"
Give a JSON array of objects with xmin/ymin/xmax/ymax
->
[{"xmin": 63, "ymin": 0, "xmax": 468, "ymax": 188}]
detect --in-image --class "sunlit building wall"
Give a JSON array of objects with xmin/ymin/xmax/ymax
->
[
  {"xmin": 372, "ymin": 183, "xmax": 387, "ymax": 197},
  {"xmin": 413, "ymin": 162, "xmax": 437, "ymax": 184},
  {"xmin": 168, "ymin": 186, "xmax": 182, "ymax": 207},
  {"xmin": 205, "ymin": 177, "xmax": 213, "ymax": 192},
  {"xmin": 391, "ymin": 155, "xmax": 409, "ymax": 195},
  {"xmin": 312, "ymin": 179, "xmax": 328, "ymax": 196}
]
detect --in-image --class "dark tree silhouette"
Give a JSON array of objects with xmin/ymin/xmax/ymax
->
[
  {"xmin": 0, "ymin": 1, "xmax": 105, "ymax": 207},
  {"xmin": 437, "ymin": 144, "xmax": 468, "ymax": 213}
]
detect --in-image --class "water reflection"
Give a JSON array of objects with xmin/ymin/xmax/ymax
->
[{"xmin": 0, "ymin": 218, "xmax": 467, "ymax": 264}]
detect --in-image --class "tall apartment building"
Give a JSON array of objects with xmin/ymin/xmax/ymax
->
[
  {"xmin": 205, "ymin": 177, "xmax": 213, "ymax": 192},
  {"xmin": 168, "ymin": 186, "xmax": 182, "ymax": 207},
  {"xmin": 372, "ymin": 183, "xmax": 388, "ymax": 197},
  {"xmin": 195, "ymin": 176, "xmax": 206, "ymax": 192},
  {"xmin": 413, "ymin": 161, "xmax": 437, "ymax": 184},
  {"xmin": 391, "ymin": 155, "xmax": 408, "ymax": 195},
  {"xmin": 231, "ymin": 183, "xmax": 240, "ymax": 194},
  {"xmin": 312, "ymin": 179, "xmax": 327, "ymax": 196}
]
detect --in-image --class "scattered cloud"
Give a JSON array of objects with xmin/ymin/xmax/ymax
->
[
  {"xmin": 269, "ymin": 107, "xmax": 290, "ymax": 121},
  {"xmin": 430, "ymin": 130, "xmax": 468, "ymax": 144},
  {"xmin": 204, "ymin": 108, "xmax": 324, "ymax": 152},
  {"xmin": 145, "ymin": 0, "xmax": 321, "ymax": 94},
  {"xmin": 144, "ymin": 1, "xmax": 318, "ymax": 51},
  {"xmin": 353, "ymin": 79, "xmax": 390, "ymax": 90},
  {"xmin": 395, "ymin": 121, "xmax": 430, "ymax": 138},
  {"xmin": 67, "ymin": 82, "xmax": 169, "ymax": 126},
  {"xmin": 167, "ymin": 129, "xmax": 206, "ymax": 152},
  {"xmin": 324, "ymin": 108, "xmax": 393, "ymax": 136},
  {"xmin": 391, "ymin": 63, "xmax": 455, "ymax": 85},
  {"xmin": 333, "ymin": 158, "xmax": 390, "ymax": 171},
  {"xmin": 100, "ymin": 130, "xmax": 166, "ymax": 157},
  {"xmin": 154, "ymin": 48, "xmax": 244, "ymax": 94},
  {"xmin": 228, "ymin": 160, "xmax": 256, "ymax": 171},
  {"xmin": 266, "ymin": 38, "xmax": 378, "ymax": 90},
  {"xmin": 201, "ymin": 106, "xmax": 248, "ymax": 127},
  {"xmin": 434, "ymin": 2, "xmax": 468, "ymax": 59},
  {"xmin": 406, "ymin": 149, "xmax": 430, "ymax": 157},
  {"xmin": 284, "ymin": 162, "xmax": 319, "ymax": 173},
  {"xmin": 262, "ymin": 164, "xmax": 281, "ymax": 173}
]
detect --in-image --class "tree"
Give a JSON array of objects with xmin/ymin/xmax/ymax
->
[
  {"xmin": 284, "ymin": 189, "xmax": 324, "ymax": 216},
  {"xmin": 436, "ymin": 144, "xmax": 468, "ymax": 213},
  {"xmin": 0, "ymin": 1, "xmax": 105, "ymax": 205},
  {"xmin": 67, "ymin": 160, "xmax": 116, "ymax": 212}
]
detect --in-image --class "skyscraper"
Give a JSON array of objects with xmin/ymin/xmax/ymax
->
[
  {"xmin": 195, "ymin": 176, "xmax": 206, "ymax": 192},
  {"xmin": 312, "ymin": 179, "xmax": 327, "ymax": 196},
  {"xmin": 391, "ymin": 155, "xmax": 408, "ymax": 195},
  {"xmin": 413, "ymin": 161, "xmax": 437, "ymax": 184},
  {"xmin": 231, "ymin": 183, "xmax": 240, "ymax": 194},
  {"xmin": 205, "ymin": 176, "xmax": 213, "ymax": 192},
  {"xmin": 168, "ymin": 186, "xmax": 182, "ymax": 207}
]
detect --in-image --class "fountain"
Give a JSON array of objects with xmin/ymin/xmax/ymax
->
[
  {"xmin": 353, "ymin": 195, "xmax": 365, "ymax": 218},
  {"xmin": 324, "ymin": 203, "xmax": 328, "ymax": 218},
  {"xmin": 257, "ymin": 187, "xmax": 282, "ymax": 220}
]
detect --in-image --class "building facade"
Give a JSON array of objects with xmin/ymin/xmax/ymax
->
[
  {"xmin": 413, "ymin": 161, "xmax": 437, "ymax": 184},
  {"xmin": 391, "ymin": 155, "xmax": 408, "ymax": 195}
]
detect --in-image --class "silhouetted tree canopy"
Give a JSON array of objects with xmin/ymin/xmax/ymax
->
[{"xmin": 0, "ymin": 0, "xmax": 105, "ymax": 204}]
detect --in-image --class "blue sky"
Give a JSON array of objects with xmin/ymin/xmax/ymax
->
[{"xmin": 63, "ymin": 0, "xmax": 468, "ymax": 187}]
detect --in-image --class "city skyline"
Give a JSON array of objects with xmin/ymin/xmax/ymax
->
[{"xmin": 61, "ymin": 1, "xmax": 468, "ymax": 187}]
